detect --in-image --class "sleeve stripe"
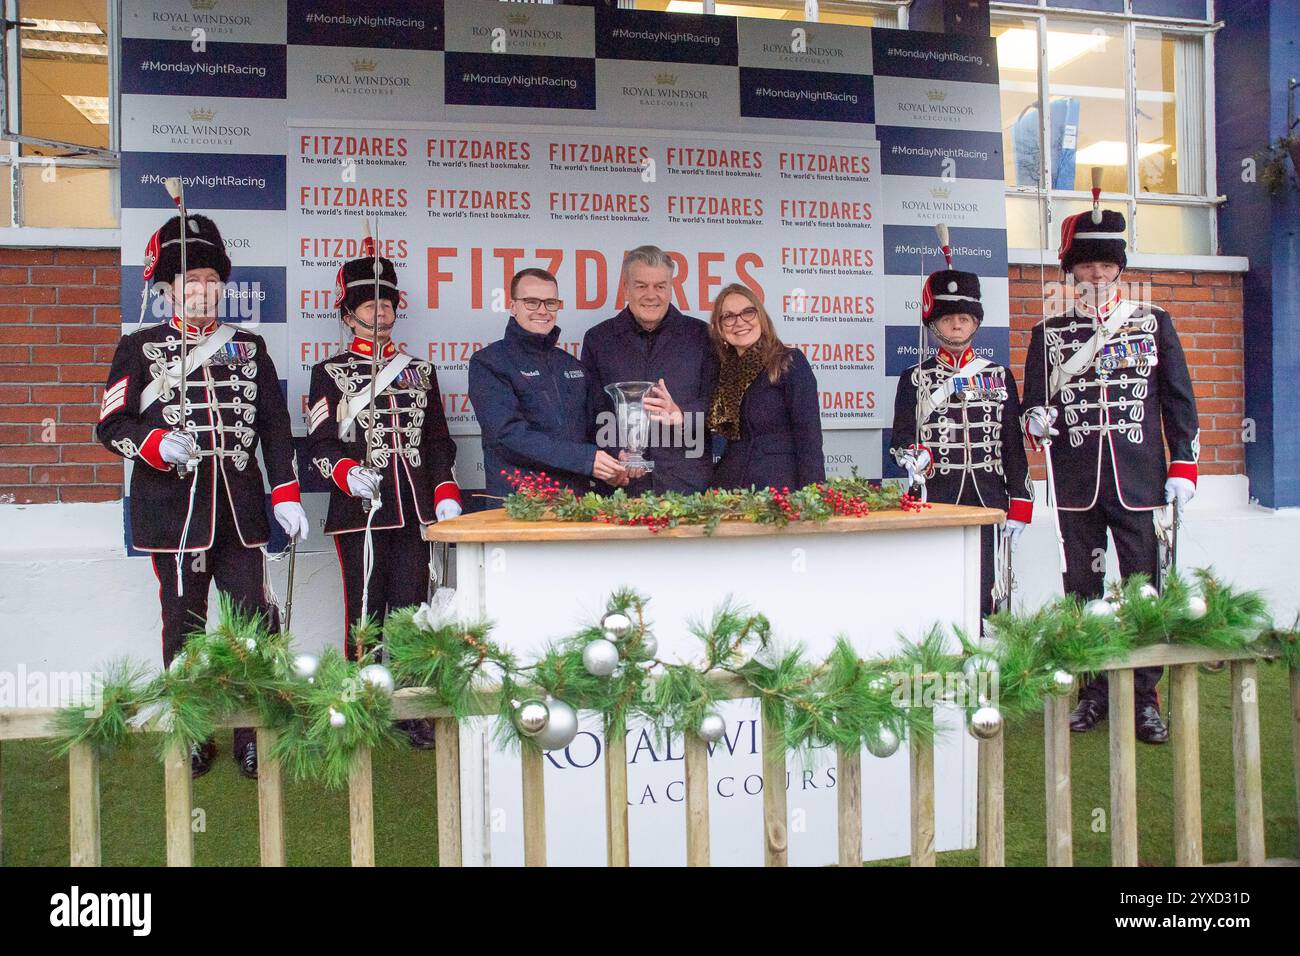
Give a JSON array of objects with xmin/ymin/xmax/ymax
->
[{"xmin": 99, "ymin": 377, "xmax": 129, "ymax": 420}]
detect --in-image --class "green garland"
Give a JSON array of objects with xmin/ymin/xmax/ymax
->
[
  {"xmin": 50, "ymin": 569, "xmax": 1293, "ymax": 787},
  {"xmin": 499, "ymin": 467, "xmax": 920, "ymax": 533}
]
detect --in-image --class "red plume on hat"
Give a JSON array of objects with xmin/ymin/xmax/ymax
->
[{"xmin": 141, "ymin": 228, "xmax": 162, "ymax": 281}]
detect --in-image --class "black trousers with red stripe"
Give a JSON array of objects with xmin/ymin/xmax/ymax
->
[
  {"xmin": 150, "ymin": 478, "xmax": 264, "ymax": 753},
  {"xmin": 332, "ymin": 476, "xmax": 431, "ymax": 661},
  {"xmin": 1058, "ymin": 448, "xmax": 1163, "ymax": 707}
]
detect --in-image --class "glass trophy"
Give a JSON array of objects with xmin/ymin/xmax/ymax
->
[{"xmin": 604, "ymin": 380, "xmax": 656, "ymax": 473}]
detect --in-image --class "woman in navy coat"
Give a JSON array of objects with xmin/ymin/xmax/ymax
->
[{"xmin": 707, "ymin": 283, "xmax": 825, "ymax": 491}]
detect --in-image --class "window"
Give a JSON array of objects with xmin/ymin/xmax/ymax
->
[
  {"xmin": 993, "ymin": 3, "xmax": 1217, "ymax": 257},
  {"xmin": 631, "ymin": 0, "xmax": 907, "ymax": 27},
  {"xmin": 2, "ymin": 0, "xmax": 119, "ymax": 231}
]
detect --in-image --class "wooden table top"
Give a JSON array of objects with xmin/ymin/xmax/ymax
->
[{"xmin": 424, "ymin": 502, "xmax": 1004, "ymax": 543}]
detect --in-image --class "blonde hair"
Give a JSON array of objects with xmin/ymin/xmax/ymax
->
[{"xmin": 708, "ymin": 283, "xmax": 791, "ymax": 384}]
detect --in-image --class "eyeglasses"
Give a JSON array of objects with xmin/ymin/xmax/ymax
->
[
  {"xmin": 516, "ymin": 297, "xmax": 563, "ymax": 313},
  {"xmin": 718, "ymin": 307, "xmax": 759, "ymax": 326}
]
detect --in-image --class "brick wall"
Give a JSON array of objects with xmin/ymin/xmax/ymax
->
[
  {"xmin": 1008, "ymin": 266, "xmax": 1245, "ymax": 477},
  {"xmin": 0, "ymin": 248, "xmax": 123, "ymax": 504},
  {"xmin": 0, "ymin": 251, "xmax": 1247, "ymax": 505}
]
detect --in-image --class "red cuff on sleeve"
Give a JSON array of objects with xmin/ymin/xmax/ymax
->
[
  {"xmin": 139, "ymin": 428, "xmax": 172, "ymax": 472},
  {"xmin": 1007, "ymin": 497, "xmax": 1033, "ymax": 524},
  {"xmin": 271, "ymin": 480, "xmax": 301, "ymax": 506},
  {"xmin": 332, "ymin": 458, "xmax": 361, "ymax": 495},
  {"xmin": 434, "ymin": 480, "xmax": 462, "ymax": 507},
  {"xmin": 1167, "ymin": 461, "xmax": 1198, "ymax": 485}
]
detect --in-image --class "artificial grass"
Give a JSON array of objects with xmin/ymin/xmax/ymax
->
[{"xmin": 2, "ymin": 663, "xmax": 1295, "ymax": 866}]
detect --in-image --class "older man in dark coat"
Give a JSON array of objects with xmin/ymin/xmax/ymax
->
[{"xmin": 580, "ymin": 246, "xmax": 718, "ymax": 495}]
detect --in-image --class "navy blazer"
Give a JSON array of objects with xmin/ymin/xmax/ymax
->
[
  {"xmin": 710, "ymin": 348, "xmax": 826, "ymax": 492},
  {"xmin": 469, "ymin": 318, "xmax": 601, "ymax": 500},
  {"xmin": 580, "ymin": 305, "xmax": 719, "ymax": 494}
]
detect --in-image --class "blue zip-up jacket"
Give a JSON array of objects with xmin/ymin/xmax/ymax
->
[{"xmin": 469, "ymin": 318, "xmax": 601, "ymax": 500}]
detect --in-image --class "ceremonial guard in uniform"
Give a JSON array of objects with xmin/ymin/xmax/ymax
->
[
  {"xmin": 305, "ymin": 245, "xmax": 461, "ymax": 749},
  {"xmin": 891, "ymin": 242, "xmax": 1033, "ymax": 622},
  {"xmin": 1021, "ymin": 195, "xmax": 1199, "ymax": 744},
  {"xmin": 97, "ymin": 214, "xmax": 309, "ymax": 779}
]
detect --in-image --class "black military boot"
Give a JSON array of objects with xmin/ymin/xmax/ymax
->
[
  {"xmin": 191, "ymin": 739, "xmax": 217, "ymax": 779},
  {"xmin": 1069, "ymin": 696, "xmax": 1107, "ymax": 732},
  {"xmin": 236, "ymin": 739, "xmax": 259, "ymax": 779},
  {"xmin": 1136, "ymin": 700, "xmax": 1169, "ymax": 744}
]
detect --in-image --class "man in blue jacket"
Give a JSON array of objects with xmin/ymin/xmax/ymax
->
[
  {"xmin": 580, "ymin": 246, "xmax": 718, "ymax": 495},
  {"xmin": 470, "ymin": 268, "xmax": 629, "ymax": 500}
]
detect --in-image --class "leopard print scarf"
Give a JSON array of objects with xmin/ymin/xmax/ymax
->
[{"xmin": 707, "ymin": 345, "xmax": 767, "ymax": 441}]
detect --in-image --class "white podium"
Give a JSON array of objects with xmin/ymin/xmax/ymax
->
[{"xmin": 427, "ymin": 503, "xmax": 1002, "ymax": 866}]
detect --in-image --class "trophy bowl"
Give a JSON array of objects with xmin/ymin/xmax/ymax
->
[{"xmin": 604, "ymin": 380, "xmax": 657, "ymax": 473}]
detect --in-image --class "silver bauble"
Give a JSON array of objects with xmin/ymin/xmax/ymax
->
[
  {"xmin": 1052, "ymin": 669, "xmax": 1075, "ymax": 694},
  {"xmin": 867, "ymin": 675, "xmax": 892, "ymax": 695},
  {"xmin": 328, "ymin": 706, "xmax": 347, "ymax": 728},
  {"xmin": 582, "ymin": 639, "xmax": 620, "ymax": 677},
  {"xmin": 697, "ymin": 712, "xmax": 726, "ymax": 743},
  {"xmin": 968, "ymin": 705, "xmax": 1003, "ymax": 740},
  {"xmin": 601, "ymin": 611, "xmax": 633, "ymax": 642},
  {"xmin": 1138, "ymin": 583, "xmax": 1160, "ymax": 600},
  {"xmin": 359, "ymin": 663, "xmax": 395, "ymax": 696},
  {"xmin": 638, "ymin": 633, "xmax": 658, "ymax": 659},
  {"xmin": 865, "ymin": 725, "xmax": 900, "ymax": 758},
  {"xmin": 244, "ymin": 637, "xmax": 258, "ymax": 652},
  {"xmin": 1084, "ymin": 598, "xmax": 1116, "ymax": 619},
  {"xmin": 533, "ymin": 698, "xmax": 578, "ymax": 751},
  {"xmin": 513, "ymin": 698, "xmax": 550, "ymax": 737},
  {"xmin": 292, "ymin": 653, "xmax": 320, "ymax": 682},
  {"xmin": 1186, "ymin": 595, "xmax": 1208, "ymax": 620}
]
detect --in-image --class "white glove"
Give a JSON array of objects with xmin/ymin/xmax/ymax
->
[
  {"xmin": 435, "ymin": 499, "xmax": 462, "ymax": 522},
  {"xmin": 1024, "ymin": 405, "xmax": 1059, "ymax": 440},
  {"xmin": 346, "ymin": 466, "xmax": 382, "ymax": 500},
  {"xmin": 1165, "ymin": 476, "xmax": 1195, "ymax": 510},
  {"xmin": 1005, "ymin": 519, "xmax": 1027, "ymax": 549},
  {"xmin": 273, "ymin": 501, "xmax": 310, "ymax": 542},
  {"xmin": 896, "ymin": 446, "xmax": 932, "ymax": 485},
  {"xmin": 159, "ymin": 430, "xmax": 198, "ymax": 466}
]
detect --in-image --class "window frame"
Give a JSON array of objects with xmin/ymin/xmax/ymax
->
[
  {"xmin": 0, "ymin": 0, "xmax": 121, "ymax": 240},
  {"xmin": 993, "ymin": 1, "xmax": 1221, "ymax": 258}
]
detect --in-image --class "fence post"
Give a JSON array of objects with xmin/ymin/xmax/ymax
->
[
  {"xmin": 684, "ymin": 730, "xmax": 710, "ymax": 867},
  {"xmin": 256, "ymin": 727, "xmax": 286, "ymax": 867},
  {"xmin": 1230, "ymin": 660, "xmax": 1265, "ymax": 865},
  {"xmin": 1108, "ymin": 669, "xmax": 1139, "ymax": 866},
  {"xmin": 68, "ymin": 742, "xmax": 101, "ymax": 867},
  {"xmin": 604, "ymin": 724, "xmax": 630, "ymax": 867},
  {"xmin": 909, "ymin": 733, "xmax": 935, "ymax": 867},
  {"xmin": 521, "ymin": 745, "xmax": 547, "ymax": 867},
  {"xmin": 1170, "ymin": 664, "xmax": 1203, "ymax": 866},
  {"xmin": 435, "ymin": 717, "xmax": 462, "ymax": 867},
  {"xmin": 837, "ymin": 743, "xmax": 863, "ymax": 868},
  {"xmin": 349, "ymin": 747, "xmax": 375, "ymax": 867},
  {"xmin": 761, "ymin": 710, "xmax": 788, "ymax": 867},
  {"xmin": 162, "ymin": 738, "xmax": 193, "ymax": 866},
  {"xmin": 978, "ymin": 734, "xmax": 1005, "ymax": 867},
  {"xmin": 1043, "ymin": 694, "xmax": 1073, "ymax": 866}
]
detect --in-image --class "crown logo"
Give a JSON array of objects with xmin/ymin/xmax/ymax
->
[
  {"xmin": 507, "ymin": 12, "xmax": 529, "ymax": 24},
  {"xmin": 930, "ymin": 187, "xmax": 951, "ymax": 199},
  {"xmin": 926, "ymin": 89, "xmax": 947, "ymax": 101},
  {"xmin": 655, "ymin": 72, "xmax": 677, "ymax": 86},
  {"xmin": 190, "ymin": 0, "xmax": 218, "ymax": 10},
  {"xmin": 188, "ymin": 107, "xmax": 216, "ymax": 122},
  {"xmin": 351, "ymin": 58, "xmax": 377, "ymax": 73}
]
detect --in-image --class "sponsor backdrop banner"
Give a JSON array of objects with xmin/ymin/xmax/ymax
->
[
  {"xmin": 118, "ymin": 0, "xmax": 1003, "ymax": 866},
  {"xmin": 120, "ymin": 0, "xmax": 1005, "ymax": 493}
]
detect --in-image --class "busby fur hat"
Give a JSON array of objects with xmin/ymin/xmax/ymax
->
[
  {"xmin": 921, "ymin": 269, "xmax": 983, "ymax": 326},
  {"xmin": 1058, "ymin": 208, "xmax": 1127, "ymax": 273},
  {"xmin": 142, "ymin": 214, "xmax": 232, "ymax": 285},
  {"xmin": 334, "ymin": 246, "xmax": 400, "ymax": 320}
]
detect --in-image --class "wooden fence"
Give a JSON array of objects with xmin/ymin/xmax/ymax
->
[{"xmin": 0, "ymin": 645, "xmax": 1296, "ymax": 867}]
